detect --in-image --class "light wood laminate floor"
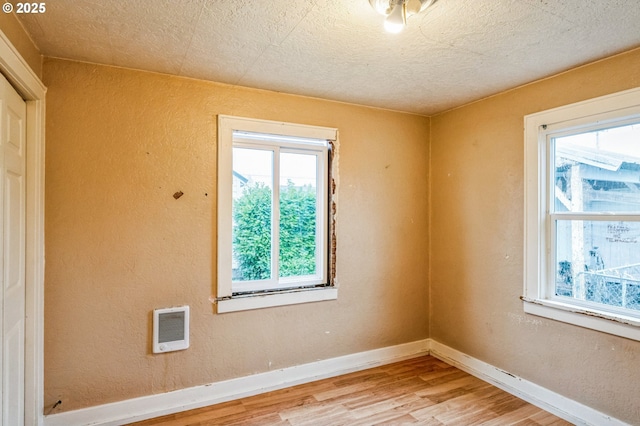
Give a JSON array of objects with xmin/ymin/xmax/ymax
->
[{"xmin": 129, "ymin": 356, "xmax": 572, "ymax": 425}]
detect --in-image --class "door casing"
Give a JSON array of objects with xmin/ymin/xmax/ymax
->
[{"xmin": 0, "ymin": 30, "xmax": 46, "ymax": 426}]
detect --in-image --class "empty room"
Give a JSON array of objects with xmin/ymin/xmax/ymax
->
[{"xmin": 0, "ymin": 0, "xmax": 639, "ymax": 425}]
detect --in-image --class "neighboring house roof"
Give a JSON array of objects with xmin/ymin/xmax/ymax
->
[{"xmin": 557, "ymin": 143, "xmax": 640, "ymax": 172}]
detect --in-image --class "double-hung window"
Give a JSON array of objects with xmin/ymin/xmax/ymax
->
[
  {"xmin": 217, "ymin": 116, "xmax": 338, "ymax": 313},
  {"xmin": 524, "ymin": 87, "xmax": 640, "ymax": 341}
]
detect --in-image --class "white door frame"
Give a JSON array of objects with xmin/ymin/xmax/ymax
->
[{"xmin": 0, "ymin": 31, "xmax": 46, "ymax": 426}]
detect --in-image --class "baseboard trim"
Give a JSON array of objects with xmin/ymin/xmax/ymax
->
[
  {"xmin": 44, "ymin": 339, "xmax": 430, "ymax": 426},
  {"xmin": 44, "ymin": 338, "xmax": 629, "ymax": 426},
  {"xmin": 428, "ymin": 340, "xmax": 629, "ymax": 426}
]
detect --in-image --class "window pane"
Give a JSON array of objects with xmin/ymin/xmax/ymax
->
[
  {"xmin": 279, "ymin": 152, "xmax": 317, "ymax": 278},
  {"xmin": 232, "ymin": 147, "xmax": 273, "ymax": 282},
  {"xmin": 555, "ymin": 220, "xmax": 640, "ymax": 311},
  {"xmin": 554, "ymin": 123, "xmax": 640, "ymax": 213}
]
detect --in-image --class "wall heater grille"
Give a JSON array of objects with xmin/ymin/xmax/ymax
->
[{"xmin": 153, "ymin": 306, "xmax": 189, "ymax": 353}]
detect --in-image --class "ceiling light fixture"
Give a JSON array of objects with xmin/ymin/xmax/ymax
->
[{"xmin": 369, "ymin": 0, "xmax": 436, "ymax": 33}]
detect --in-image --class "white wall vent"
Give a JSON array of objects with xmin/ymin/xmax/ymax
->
[{"xmin": 153, "ymin": 306, "xmax": 190, "ymax": 353}]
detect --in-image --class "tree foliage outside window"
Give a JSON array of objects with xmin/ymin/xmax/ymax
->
[
  {"xmin": 232, "ymin": 182, "xmax": 272, "ymax": 281},
  {"xmin": 233, "ymin": 181, "xmax": 316, "ymax": 281}
]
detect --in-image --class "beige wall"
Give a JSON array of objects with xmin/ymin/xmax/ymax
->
[
  {"xmin": 42, "ymin": 58, "xmax": 431, "ymax": 411},
  {"xmin": 0, "ymin": 12, "xmax": 41, "ymax": 78},
  {"xmin": 430, "ymin": 47, "xmax": 640, "ymax": 424}
]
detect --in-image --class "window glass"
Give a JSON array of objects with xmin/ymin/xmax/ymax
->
[
  {"xmin": 555, "ymin": 220, "xmax": 640, "ymax": 312},
  {"xmin": 229, "ymin": 132, "xmax": 327, "ymax": 293},
  {"xmin": 554, "ymin": 124, "xmax": 640, "ymax": 213},
  {"xmin": 551, "ymin": 123, "xmax": 640, "ymax": 314},
  {"xmin": 279, "ymin": 152, "xmax": 318, "ymax": 279},
  {"xmin": 232, "ymin": 147, "xmax": 273, "ymax": 282}
]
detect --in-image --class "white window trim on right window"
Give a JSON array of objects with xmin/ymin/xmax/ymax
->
[{"xmin": 524, "ymin": 87, "xmax": 640, "ymax": 341}]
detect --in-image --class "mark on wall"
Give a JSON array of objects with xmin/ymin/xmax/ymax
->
[
  {"xmin": 507, "ymin": 312, "xmax": 543, "ymax": 326},
  {"xmin": 46, "ymin": 400, "xmax": 62, "ymax": 415}
]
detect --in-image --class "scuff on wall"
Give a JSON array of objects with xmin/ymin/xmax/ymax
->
[{"xmin": 506, "ymin": 312, "xmax": 544, "ymax": 327}]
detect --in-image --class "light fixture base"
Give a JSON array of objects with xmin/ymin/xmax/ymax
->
[
  {"xmin": 369, "ymin": 0, "xmax": 436, "ymax": 33},
  {"xmin": 369, "ymin": 0, "xmax": 435, "ymax": 16}
]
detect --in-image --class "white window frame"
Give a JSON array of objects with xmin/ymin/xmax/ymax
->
[
  {"xmin": 524, "ymin": 87, "xmax": 640, "ymax": 341},
  {"xmin": 217, "ymin": 115, "xmax": 338, "ymax": 313}
]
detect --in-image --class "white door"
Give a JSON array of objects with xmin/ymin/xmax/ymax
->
[{"xmin": 0, "ymin": 73, "xmax": 27, "ymax": 426}]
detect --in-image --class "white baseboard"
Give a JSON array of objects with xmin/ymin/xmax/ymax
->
[
  {"xmin": 428, "ymin": 340, "xmax": 629, "ymax": 426},
  {"xmin": 44, "ymin": 339, "xmax": 430, "ymax": 426},
  {"xmin": 44, "ymin": 338, "xmax": 629, "ymax": 426}
]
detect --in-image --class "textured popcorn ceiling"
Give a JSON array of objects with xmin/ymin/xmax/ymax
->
[{"xmin": 17, "ymin": 0, "xmax": 640, "ymax": 115}]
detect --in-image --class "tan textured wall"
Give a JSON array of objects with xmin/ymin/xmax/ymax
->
[
  {"xmin": 42, "ymin": 58, "xmax": 430, "ymax": 411},
  {"xmin": 0, "ymin": 12, "xmax": 41, "ymax": 78},
  {"xmin": 430, "ymin": 47, "xmax": 640, "ymax": 423}
]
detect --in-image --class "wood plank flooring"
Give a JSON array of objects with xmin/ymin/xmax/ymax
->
[{"xmin": 128, "ymin": 356, "xmax": 572, "ymax": 426}]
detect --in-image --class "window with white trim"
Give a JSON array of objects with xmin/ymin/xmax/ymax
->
[
  {"xmin": 524, "ymin": 87, "xmax": 640, "ymax": 341},
  {"xmin": 216, "ymin": 116, "xmax": 338, "ymax": 313}
]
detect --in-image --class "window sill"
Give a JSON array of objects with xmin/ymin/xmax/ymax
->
[
  {"xmin": 216, "ymin": 287, "xmax": 338, "ymax": 313},
  {"xmin": 522, "ymin": 296, "xmax": 640, "ymax": 341}
]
